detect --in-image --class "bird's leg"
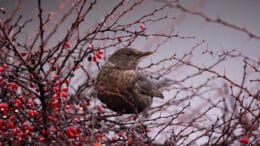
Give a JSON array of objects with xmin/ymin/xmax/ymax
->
[
  {"xmin": 134, "ymin": 108, "xmax": 140, "ymax": 119},
  {"xmin": 141, "ymin": 108, "xmax": 150, "ymax": 118}
]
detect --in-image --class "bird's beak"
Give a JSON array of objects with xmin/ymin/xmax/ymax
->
[{"xmin": 139, "ymin": 51, "xmax": 153, "ymax": 57}]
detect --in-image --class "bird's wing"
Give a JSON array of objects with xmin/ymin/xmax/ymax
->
[{"xmin": 134, "ymin": 72, "xmax": 164, "ymax": 98}]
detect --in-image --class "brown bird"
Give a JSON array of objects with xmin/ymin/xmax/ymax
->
[{"xmin": 95, "ymin": 48, "xmax": 164, "ymax": 114}]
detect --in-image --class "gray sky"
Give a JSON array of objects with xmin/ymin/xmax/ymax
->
[{"xmin": 1, "ymin": 0, "xmax": 259, "ymax": 57}]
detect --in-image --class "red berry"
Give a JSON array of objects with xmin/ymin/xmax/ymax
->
[
  {"xmin": 39, "ymin": 137, "xmax": 45, "ymax": 142},
  {"xmin": 65, "ymin": 42, "xmax": 71, "ymax": 48},
  {"xmin": 96, "ymin": 53, "xmax": 102, "ymax": 59},
  {"xmin": 61, "ymin": 91, "xmax": 68, "ymax": 98},
  {"xmin": 239, "ymin": 136, "xmax": 249, "ymax": 144},
  {"xmin": 127, "ymin": 138, "xmax": 133, "ymax": 145},
  {"xmin": 0, "ymin": 102, "xmax": 8, "ymax": 112},
  {"xmin": 55, "ymin": 80, "xmax": 61, "ymax": 86},
  {"xmin": 70, "ymin": 127, "xmax": 78, "ymax": 134},
  {"xmin": 65, "ymin": 127, "xmax": 75, "ymax": 138},
  {"xmin": 87, "ymin": 44, "xmax": 93, "ymax": 49},
  {"xmin": 19, "ymin": 95, "xmax": 24, "ymax": 99},
  {"xmin": 53, "ymin": 87, "xmax": 60, "ymax": 94},
  {"xmin": 140, "ymin": 23, "xmax": 145, "ymax": 30},
  {"xmin": 73, "ymin": 65, "xmax": 80, "ymax": 69},
  {"xmin": 32, "ymin": 95, "xmax": 37, "ymax": 99},
  {"xmin": 98, "ymin": 49, "xmax": 104, "ymax": 54},
  {"xmin": 10, "ymin": 83, "xmax": 19, "ymax": 90},
  {"xmin": 53, "ymin": 74, "xmax": 59, "ymax": 79},
  {"xmin": 41, "ymin": 129, "xmax": 48, "ymax": 136},
  {"xmin": 62, "ymin": 87, "xmax": 69, "ymax": 92},
  {"xmin": 2, "ymin": 63, "xmax": 7, "ymax": 69},
  {"xmin": 93, "ymin": 142, "xmax": 102, "ymax": 146},
  {"xmin": 29, "ymin": 82, "xmax": 35, "ymax": 88},
  {"xmin": 65, "ymin": 104, "xmax": 71, "ymax": 109},
  {"xmin": 9, "ymin": 121, "xmax": 15, "ymax": 129},
  {"xmin": 48, "ymin": 116, "xmax": 56, "ymax": 122},
  {"xmin": 50, "ymin": 60, "xmax": 55, "ymax": 65},
  {"xmin": 9, "ymin": 115, "xmax": 16, "ymax": 121},
  {"xmin": 21, "ymin": 51, "xmax": 27, "ymax": 56},
  {"xmin": 27, "ymin": 109, "xmax": 38, "ymax": 117},
  {"xmin": 27, "ymin": 98, "xmax": 34, "ymax": 106},
  {"xmin": 52, "ymin": 94, "xmax": 58, "ymax": 99},
  {"xmin": 117, "ymin": 36, "xmax": 122, "ymax": 42},
  {"xmin": 95, "ymin": 133, "xmax": 103, "ymax": 141},
  {"xmin": 49, "ymin": 126, "xmax": 56, "ymax": 133},
  {"xmin": 73, "ymin": 117, "xmax": 79, "ymax": 122},
  {"xmin": 11, "ymin": 83, "xmax": 19, "ymax": 90},
  {"xmin": 92, "ymin": 56, "xmax": 97, "ymax": 62},
  {"xmin": 14, "ymin": 98, "xmax": 22, "ymax": 107}
]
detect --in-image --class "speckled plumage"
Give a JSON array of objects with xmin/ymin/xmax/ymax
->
[{"xmin": 95, "ymin": 48, "xmax": 163, "ymax": 114}]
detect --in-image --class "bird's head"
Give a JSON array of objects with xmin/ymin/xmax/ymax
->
[{"xmin": 107, "ymin": 48, "xmax": 153, "ymax": 70}]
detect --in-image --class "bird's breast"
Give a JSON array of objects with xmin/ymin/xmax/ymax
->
[{"xmin": 96, "ymin": 68, "xmax": 136, "ymax": 92}]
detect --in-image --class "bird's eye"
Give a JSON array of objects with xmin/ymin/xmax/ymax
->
[{"xmin": 126, "ymin": 51, "xmax": 132, "ymax": 56}]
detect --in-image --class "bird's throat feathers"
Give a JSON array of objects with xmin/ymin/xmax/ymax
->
[{"xmin": 104, "ymin": 61, "xmax": 137, "ymax": 70}]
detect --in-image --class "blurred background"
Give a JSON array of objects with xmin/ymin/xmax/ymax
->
[{"xmin": 1, "ymin": 0, "xmax": 259, "ymax": 77}]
